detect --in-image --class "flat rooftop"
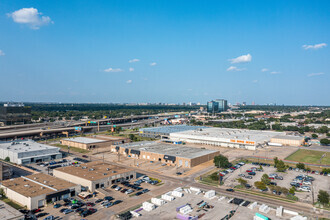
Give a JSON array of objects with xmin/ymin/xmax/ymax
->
[
  {"xmin": 93, "ymin": 135, "xmax": 128, "ymax": 141},
  {"xmin": 117, "ymin": 141, "xmax": 218, "ymax": 159},
  {"xmin": 272, "ymin": 135, "xmax": 304, "ymax": 141},
  {"xmin": 63, "ymin": 137, "xmax": 107, "ymax": 144},
  {"xmin": 1, "ymin": 173, "xmax": 76, "ymax": 198},
  {"xmin": 0, "ymin": 200, "xmax": 24, "ymax": 220},
  {"xmin": 140, "ymin": 125, "xmax": 206, "ymax": 135},
  {"xmin": 0, "ymin": 139, "xmax": 59, "ymax": 153},
  {"xmin": 170, "ymin": 127, "xmax": 285, "ymax": 144},
  {"xmin": 54, "ymin": 161, "xmax": 133, "ymax": 181}
]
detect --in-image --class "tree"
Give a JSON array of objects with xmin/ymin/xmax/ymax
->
[
  {"xmin": 261, "ymin": 174, "xmax": 270, "ymax": 185},
  {"xmin": 210, "ymin": 172, "xmax": 219, "ymax": 181},
  {"xmin": 237, "ymin": 178, "xmax": 247, "ymax": 186},
  {"xmin": 4, "ymin": 157, "xmax": 10, "ymax": 162},
  {"xmin": 289, "ymin": 186, "xmax": 296, "ymax": 195},
  {"xmin": 320, "ymin": 139, "xmax": 330, "ymax": 146},
  {"xmin": 274, "ymin": 157, "xmax": 279, "ymax": 167},
  {"xmin": 296, "ymin": 163, "xmax": 305, "ymax": 170},
  {"xmin": 317, "ymin": 190, "xmax": 329, "ymax": 205},
  {"xmin": 129, "ymin": 134, "xmax": 137, "ymax": 141},
  {"xmin": 327, "ymin": 133, "xmax": 330, "ymax": 137},
  {"xmin": 213, "ymin": 155, "xmax": 231, "ymax": 168},
  {"xmin": 276, "ymin": 160, "xmax": 286, "ymax": 172},
  {"xmin": 281, "ymin": 187, "xmax": 289, "ymax": 195},
  {"xmin": 311, "ymin": 133, "xmax": 318, "ymax": 139},
  {"xmin": 254, "ymin": 181, "xmax": 267, "ymax": 190}
]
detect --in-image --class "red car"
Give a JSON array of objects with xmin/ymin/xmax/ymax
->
[
  {"xmin": 86, "ymin": 202, "xmax": 95, "ymax": 207},
  {"xmin": 88, "ymin": 208, "xmax": 97, "ymax": 213},
  {"xmin": 246, "ymin": 170, "xmax": 252, "ymax": 172},
  {"xmin": 269, "ymin": 177, "xmax": 275, "ymax": 180},
  {"xmin": 230, "ymin": 167, "xmax": 237, "ymax": 170},
  {"xmin": 32, "ymin": 208, "xmax": 42, "ymax": 213}
]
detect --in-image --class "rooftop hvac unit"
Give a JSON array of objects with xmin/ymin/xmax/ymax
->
[
  {"xmin": 106, "ymin": 168, "xmax": 110, "ymax": 171},
  {"xmin": 112, "ymin": 171, "xmax": 117, "ymax": 173},
  {"xmin": 44, "ymin": 181, "xmax": 47, "ymax": 184},
  {"xmin": 24, "ymin": 185, "xmax": 29, "ymax": 187},
  {"xmin": 89, "ymin": 168, "xmax": 94, "ymax": 171},
  {"xmin": 103, "ymin": 173, "xmax": 107, "ymax": 175},
  {"xmin": 82, "ymin": 166, "xmax": 87, "ymax": 169}
]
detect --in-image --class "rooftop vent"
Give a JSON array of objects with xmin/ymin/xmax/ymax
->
[
  {"xmin": 106, "ymin": 168, "xmax": 110, "ymax": 171},
  {"xmin": 82, "ymin": 166, "xmax": 87, "ymax": 169},
  {"xmin": 24, "ymin": 184, "xmax": 29, "ymax": 187},
  {"xmin": 112, "ymin": 171, "xmax": 117, "ymax": 173},
  {"xmin": 89, "ymin": 168, "xmax": 94, "ymax": 171},
  {"xmin": 103, "ymin": 173, "xmax": 107, "ymax": 175},
  {"xmin": 34, "ymin": 177, "xmax": 37, "ymax": 180},
  {"xmin": 43, "ymin": 181, "xmax": 47, "ymax": 184},
  {"xmin": 41, "ymin": 187, "xmax": 44, "ymax": 189}
]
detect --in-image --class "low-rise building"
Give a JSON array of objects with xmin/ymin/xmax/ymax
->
[
  {"xmin": 0, "ymin": 200, "xmax": 24, "ymax": 220},
  {"xmin": 60, "ymin": 135, "xmax": 129, "ymax": 150},
  {"xmin": 270, "ymin": 135, "xmax": 305, "ymax": 146},
  {"xmin": 111, "ymin": 141, "xmax": 220, "ymax": 168},
  {"xmin": 0, "ymin": 162, "xmax": 12, "ymax": 181},
  {"xmin": 53, "ymin": 161, "xmax": 136, "ymax": 192},
  {"xmin": 0, "ymin": 173, "xmax": 80, "ymax": 210},
  {"xmin": 0, "ymin": 140, "xmax": 62, "ymax": 165}
]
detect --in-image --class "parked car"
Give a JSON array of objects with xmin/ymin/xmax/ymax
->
[
  {"xmin": 95, "ymin": 199, "xmax": 104, "ymax": 203},
  {"xmin": 176, "ymin": 172, "xmax": 182, "ymax": 175},
  {"xmin": 113, "ymin": 200, "xmax": 122, "ymax": 205},
  {"xmin": 226, "ymin": 188, "xmax": 234, "ymax": 192},
  {"xmin": 245, "ymin": 176, "xmax": 252, "ymax": 179},
  {"xmin": 59, "ymin": 208, "xmax": 67, "ymax": 213},
  {"xmin": 63, "ymin": 209, "xmax": 73, "ymax": 214},
  {"xmin": 36, "ymin": 213, "xmax": 48, "ymax": 218},
  {"xmin": 43, "ymin": 216, "xmax": 54, "ymax": 220},
  {"xmin": 111, "ymin": 185, "xmax": 118, "ymax": 189},
  {"xmin": 104, "ymin": 196, "xmax": 114, "ymax": 201},
  {"xmin": 136, "ymin": 192, "xmax": 143, "ymax": 196},
  {"xmin": 142, "ymin": 189, "xmax": 149, "ymax": 193},
  {"xmin": 248, "ymin": 172, "xmax": 256, "ymax": 176},
  {"xmin": 275, "ymin": 176, "xmax": 283, "ymax": 180},
  {"xmin": 104, "ymin": 202, "xmax": 114, "ymax": 208},
  {"xmin": 53, "ymin": 204, "xmax": 62, "ymax": 208},
  {"xmin": 245, "ymin": 184, "xmax": 252, "ymax": 189},
  {"xmin": 115, "ymin": 186, "xmax": 122, "ymax": 191},
  {"xmin": 238, "ymin": 174, "xmax": 245, "ymax": 177}
]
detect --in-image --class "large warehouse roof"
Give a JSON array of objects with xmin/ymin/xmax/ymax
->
[
  {"xmin": 170, "ymin": 127, "xmax": 285, "ymax": 144},
  {"xmin": 0, "ymin": 139, "xmax": 59, "ymax": 153},
  {"xmin": 63, "ymin": 137, "xmax": 106, "ymax": 144},
  {"xmin": 116, "ymin": 141, "xmax": 218, "ymax": 159},
  {"xmin": 140, "ymin": 125, "xmax": 206, "ymax": 135}
]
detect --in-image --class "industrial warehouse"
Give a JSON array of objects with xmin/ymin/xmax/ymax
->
[
  {"xmin": 0, "ymin": 139, "xmax": 62, "ymax": 164},
  {"xmin": 139, "ymin": 126, "xmax": 305, "ymax": 150},
  {"xmin": 60, "ymin": 135, "xmax": 129, "ymax": 150},
  {"xmin": 111, "ymin": 141, "xmax": 220, "ymax": 168},
  {"xmin": 139, "ymin": 125, "xmax": 206, "ymax": 138},
  {"xmin": 53, "ymin": 161, "xmax": 136, "ymax": 192},
  {"xmin": 0, "ymin": 173, "xmax": 80, "ymax": 210}
]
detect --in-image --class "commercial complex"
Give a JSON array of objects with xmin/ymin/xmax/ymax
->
[
  {"xmin": 53, "ymin": 161, "xmax": 136, "ymax": 192},
  {"xmin": 0, "ymin": 139, "xmax": 62, "ymax": 165},
  {"xmin": 60, "ymin": 135, "xmax": 129, "ymax": 150},
  {"xmin": 0, "ymin": 173, "xmax": 80, "ymax": 210},
  {"xmin": 111, "ymin": 141, "xmax": 220, "ymax": 168},
  {"xmin": 0, "ymin": 162, "xmax": 12, "ymax": 181},
  {"xmin": 207, "ymin": 99, "xmax": 228, "ymax": 113},
  {"xmin": 139, "ymin": 125, "xmax": 206, "ymax": 138},
  {"xmin": 0, "ymin": 103, "xmax": 31, "ymax": 126},
  {"xmin": 139, "ymin": 125, "xmax": 304, "ymax": 150}
]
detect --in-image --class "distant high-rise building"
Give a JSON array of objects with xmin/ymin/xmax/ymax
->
[
  {"xmin": 0, "ymin": 103, "xmax": 31, "ymax": 125},
  {"xmin": 207, "ymin": 99, "xmax": 228, "ymax": 113},
  {"xmin": 252, "ymin": 101, "xmax": 255, "ymax": 105},
  {"xmin": 242, "ymin": 102, "xmax": 246, "ymax": 106}
]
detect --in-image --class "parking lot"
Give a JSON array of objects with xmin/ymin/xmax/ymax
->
[
  {"xmin": 22, "ymin": 175, "xmax": 181, "ymax": 220},
  {"xmin": 222, "ymin": 163, "xmax": 330, "ymax": 203},
  {"xmin": 132, "ymin": 187, "xmax": 295, "ymax": 220}
]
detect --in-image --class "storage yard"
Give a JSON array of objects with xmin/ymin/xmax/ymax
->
[
  {"xmin": 124, "ymin": 187, "xmax": 304, "ymax": 220},
  {"xmin": 111, "ymin": 141, "xmax": 220, "ymax": 168}
]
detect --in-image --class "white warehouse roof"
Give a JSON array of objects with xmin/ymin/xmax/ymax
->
[{"xmin": 0, "ymin": 139, "xmax": 60, "ymax": 153}]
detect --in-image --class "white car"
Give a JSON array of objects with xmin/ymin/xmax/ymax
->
[
  {"xmin": 303, "ymin": 181, "xmax": 311, "ymax": 185},
  {"xmin": 269, "ymin": 173, "xmax": 278, "ymax": 177}
]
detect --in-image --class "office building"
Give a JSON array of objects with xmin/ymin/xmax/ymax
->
[
  {"xmin": 0, "ymin": 103, "xmax": 31, "ymax": 125},
  {"xmin": 0, "ymin": 173, "xmax": 80, "ymax": 210},
  {"xmin": 207, "ymin": 99, "xmax": 228, "ymax": 113},
  {"xmin": 111, "ymin": 141, "xmax": 220, "ymax": 168},
  {"xmin": 0, "ymin": 140, "xmax": 62, "ymax": 165},
  {"xmin": 53, "ymin": 161, "xmax": 136, "ymax": 192}
]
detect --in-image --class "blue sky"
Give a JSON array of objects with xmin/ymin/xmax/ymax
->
[{"xmin": 0, "ymin": 0, "xmax": 329, "ymax": 105}]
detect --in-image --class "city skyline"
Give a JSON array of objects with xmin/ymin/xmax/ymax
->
[{"xmin": 0, "ymin": 0, "xmax": 329, "ymax": 105}]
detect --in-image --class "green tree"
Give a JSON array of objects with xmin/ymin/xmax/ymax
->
[
  {"xmin": 4, "ymin": 157, "xmax": 10, "ymax": 162},
  {"xmin": 274, "ymin": 157, "xmax": 279, "ymax": 167},
  {"xmin": 210, "ymin": 172, "xmax": 219, "ymax": 181},
  {"xmin": 213, "ymin": 155, "xmax": 231, "ymax": 168},
  {"xmin": 311, "ymin": 133, "xmax": 318, "ymax": 139},
  {"xmin": 320, "ymin": 139, "xmax": 330, "ymax": 146},
  {"xmin": 129, "ymin": 134, "xmax": 136, "ymax": 141},
  {"xmin": 326, "ymin": 133, "xmax": 330, "ymax": 137},
  {"xmin": 289, "ymin": 186, "xmax": 296, "ymax": 195},
  {"xmin": 276, "ymin": 160, "xmax": 286, "ymax": 172},
  {"xmin": 296, "ymin": 163, "xmax": 305, "ymax": 170},
  {"xmin": 317, "ymin": 190, "xmax": 329, "ymax": 205},
  {"xmin": 281, "ymin": 187, "xmax": 289, "ymax": 195},
  {"xmin": 237, "ymin": 178, "xmax": 247, "ymax": 186},
  {"xmin": 261, "ymin": 174, "xmax": 270, "ymax": 185},
  {"xmin": 254, "ymin": 181, "xmax": 267, "ymax": 190}
]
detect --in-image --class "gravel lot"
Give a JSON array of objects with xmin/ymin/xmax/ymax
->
[{"xmin": 223, "ymin": 164, "xmax": 330, "ymax": 203}]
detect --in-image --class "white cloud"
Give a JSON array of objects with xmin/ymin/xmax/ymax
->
[
  {"xmin": 129, "ymin": 67, "xmax": 134, "ymax": 72},
  {"xmin": 150, "ymin": 62, "xmax": 157, "ymax": 66},
  {"xmin": 307, "ymin": 72, "xmax": 325, "ymax": 77},
  {"xmin": 128, "ymin": 58, "xmax": 140, "ymax": 63},
  {"xmin": 252, "ymin": 80, "xmax": 258, "ymax": 83},
  {"xmin": 226, "ymin": 66, "xmax": 246, "ymax": 71},
  {"xmin": 104, "ymin": 68, "xmax": 123, "ymax": 72},
  {"xmin": 261, "ymin": 68, "xmax": 269, "ymax": 72},
  {"xmin": 229, "ymin": 54, "xmax": 252, "ymax": 64},
  {"xmin": 302, "ymin": 43, "xmax": 327, "ymax": 50},
  {"xmin": 0, "ymin": 50, "xmax": 5, "ymax": 56},
  {"xmin": 7, "ymin": 8, "xmax": 52, "ymax": 29},
  {"xmin": 126, "ymin": 79, "xmax": 132, "ymax": 84},
  {"xmin": 270, "ymin": 71, "xmax": 281, "ymax": 74}
]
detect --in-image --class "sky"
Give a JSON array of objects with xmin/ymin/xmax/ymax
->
[{"xmin": 0, "ymin": 0, "xmax": 329, "ymax": 105}]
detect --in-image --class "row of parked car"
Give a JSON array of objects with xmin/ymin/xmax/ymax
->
[
  {"xmin": 289, "ymin": 167, "xmax": 330, "ymax": 176},
  {"xmin": 219, "ymin": 162, "xmax": 245, "ymax": 177},
  {"xmin": 290, "ymin": 174, "xmax": 315, "ymax": 192}
]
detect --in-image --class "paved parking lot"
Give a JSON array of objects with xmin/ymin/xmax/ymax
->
[
  {"xmin": 223, "ymin": 164, "xmax": 330, "ymax": 203},
  {"xmin": 136, "ymin": 189, "xmax": 293, "ymax": 220}
]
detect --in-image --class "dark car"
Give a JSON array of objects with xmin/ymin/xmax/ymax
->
[
  {"xmin": 88, "ymin": 208, "xmax": 97, "ymax": 214},
  {"xmin": 269, "ymin": 182, "xmax": 277, "ymax": 186},
  {"xmin": 74, "ymin": 208, "xmax": 85, "ymax": 213},
  {"xmin": 19, "ymin": 209, "xmax": 29, "ymax": 214},
  {"xmin": 176, "ymin": 172, "xmax": 182, "ymax": 175},
  {"xmin": 53, "ymin": 204, "xmax": 62, "ymax": 208},
  {"xmin": 136, "ymin": 192, "xmax": 143, "ymax": 196},
  {"xmin": 142, "ymin": 189, "xmax": 149, "ymax": 193},
  {"xmin": 80, "ymin": 210, "xmax": 90, "ymax": 218},
  {"xmin": 59, "ymin": 208, "xmax": 67, "ymax": 213},
  {"xmin": 111, "ymin": 185, "xmax": 118, "ymax": 189},
  {"xmin": 113, "ymin": 200, "xmax": 122, "ymax": 205},
  {"xmin": 104, "ymin": 196, "xmax": 114, "ymax": 201},
  {"xmin": 245, "ymin": 184, "xmax": 252, "ymax": 189},
  {"xmin": 86, "ymin": 202, "xmax": 95, "ymax": 207},
  {"xmin": 36, "ymin": 213, "xmax": 48, "ymax": 218},
  {"xmin": 82, "ymin": 155, "xmax": 88, "ymax": 158},
  {"xmin": 248, "ymin": 172, "xmax": 256, "ymax": 176},
  {"xmin": 226, "ymin": 189, "xmax": 234, "ymax": 192},
  {"xmin": 95, "ymin": 199, "xmax": 104, "ymax": 203}
]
